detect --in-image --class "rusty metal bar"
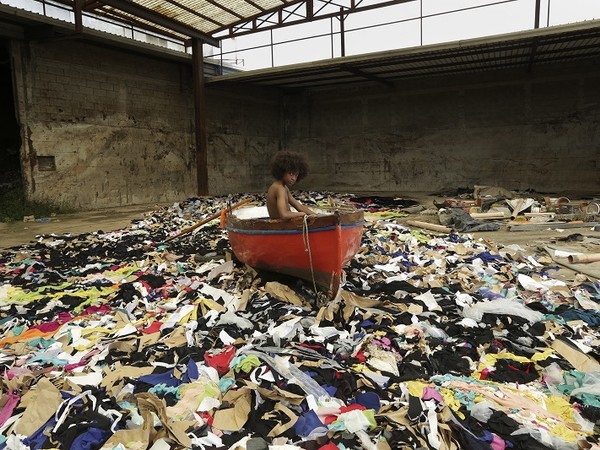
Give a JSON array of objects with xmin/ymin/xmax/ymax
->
[{"xmin": 192, "ymin": 38, "xmax": 208, "ymax": 195}]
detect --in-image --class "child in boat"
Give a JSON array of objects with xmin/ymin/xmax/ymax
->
[{"xmin": 267, "ymin": 151, "xmax": 315, "ymax": 219}]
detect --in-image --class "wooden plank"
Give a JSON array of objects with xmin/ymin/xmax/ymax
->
[{"xmin": 508, "ymin": 222, "xmax": 598, "ymax": 232}]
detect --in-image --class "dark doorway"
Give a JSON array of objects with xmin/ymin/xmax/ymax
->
[{"xmin": 0, "ymin": 40, "xmax": 22, "ymax": 193}]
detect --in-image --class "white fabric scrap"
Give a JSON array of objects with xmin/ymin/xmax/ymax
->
[
  {"xmin": 337, "ymin": 409, "xmax": 372, "ymax": 433},
  {"xmin": 200, "ymin": 283, "xmax": 234, "ymax": 304},
  {"xmin": 65, "ymin": 370, "xmax": 103, "ymax": 386},
  {"xmin": 112, "ymin": 323, "xmax": 138, "ymax": 338},
  {"xmin": 374, "ymin": 263, "xmax": 401, "ymax": 273},
  {"xmin": 268, "ymin": 317, "xmax": 302, "ymax": 346},
  {"xmin": 454, "ymin": 293, "xmax": 474, "ymax": 307},
  {"xmin": 414, "ymin": 291, "xmax": 442, "ymax": 312},
  {"xmin": 219, "ymin": 329, "xmax": 236, "ymax": 346},
  {"xmin": 518, "ymin": 274, "xmax": 566, "ymax": 293},
  {"xmin": 207, "ymin": 260, "xmax": 234, "ymax": 281},
  {"xmin": 216, "ymin": 310, "xmax": 254, "ymax": 330},
  {"xmin": 189, "ymin": 431, "xmax": 222, "ymax": 449}
]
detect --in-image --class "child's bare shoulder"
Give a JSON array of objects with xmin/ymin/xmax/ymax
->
[{"xmin": 268, "ymin": 181, "xmax": 285, "ymax": 194}]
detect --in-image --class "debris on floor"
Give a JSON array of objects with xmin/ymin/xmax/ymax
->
[
  {"xmin": 420, "ymin": 186, "xmax": 600, "ymax": 234},
  {"xmin": 0, "ymin": 192, "xmax": 599, "ymax": 450}
]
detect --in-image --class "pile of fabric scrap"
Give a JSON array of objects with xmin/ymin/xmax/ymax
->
[
  {"xmin": 431, "ymin": 186, "xmax": 600, "ymax": 232},
  {"xmin": 0, "ymin": 193, "xmax": 599, "ymax": 450}
]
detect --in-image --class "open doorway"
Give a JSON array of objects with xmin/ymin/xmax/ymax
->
[{"xmin": 0, "ymin": 40, "xmax": 22, "ymax": 194}]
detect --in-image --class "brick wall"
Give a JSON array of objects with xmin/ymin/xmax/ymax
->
[
  {"xmin": 12, "ymin": 39, "xmax": 197, "ymax": 209},
  {"xmin": 9, "ymin": 38, "xmax": 600, "ymax": 208}
]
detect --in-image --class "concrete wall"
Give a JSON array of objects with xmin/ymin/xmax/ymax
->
[
  {"xmin": 11, "ymin": 39, "xmax": 197, "ymax": 209},
  {"xmin": 285, "ymin": 60, "xmax": 600, "ymax": 195},
  {"xmin": 206, "ymin": 84, "xmax": 282, "ymax": 195},
  {"xmin": 9, "ymin": 37, "xmax": 599, "ymax": 209}
]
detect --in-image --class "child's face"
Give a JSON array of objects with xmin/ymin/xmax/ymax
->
[{"xmin": 283, "ymin": 171, "xmax": 299, "ymax": 187}]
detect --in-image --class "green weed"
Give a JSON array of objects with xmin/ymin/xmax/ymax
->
[{"xmin": 0, "ymin": 187, "xmax": 76, "ymax": 223}]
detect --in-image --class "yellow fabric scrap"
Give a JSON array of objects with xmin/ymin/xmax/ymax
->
[
  {"xmin": 439, "ymin": 387, "xmax": 464, "ymax": 418},
  {"xmin": 406, "ymin": 380, "xmax": 429, "ymax": 398}
]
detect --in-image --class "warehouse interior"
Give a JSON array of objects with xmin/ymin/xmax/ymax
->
[
  {"xmin": 1, "ymin": 2, "xmax": 600, "ymax": 450},
  {"xmin": 0, "ymin": 1, "xmax": 598, "ymax": 209}
]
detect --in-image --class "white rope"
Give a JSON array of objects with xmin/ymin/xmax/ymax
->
[{"xmin": 302, "ymin": 215, "xmax": 319, "ymax": 295}]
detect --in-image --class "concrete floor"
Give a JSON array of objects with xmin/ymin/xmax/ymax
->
[{"xmin": 0, "ymin": 203, "xmax": 166, "ymax": 250}]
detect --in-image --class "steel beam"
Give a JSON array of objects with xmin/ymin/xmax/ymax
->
[
  {"xmin": 341, "ymin": 64, "xmax": 393, "ymax": 87},
  {"xmin": 192, "ymin": 38, "xmax": 209, "ymax": 195},
  {"xmin": 74, "ymin": 0, "xmax": 84, "ymax": 32},
  {"xmin": 162, "ymin": 0, "xmax": 223, "ymax": 28},
  {"xmin": 218, "ymin": 0, "xmax": 418, "ymax": 38},
  {"xmin": 98, "ymin": 0, "xmax": 219, "ymax": 45},
  {"xmin": 534, "ymin": 0, "xmax": 541, "ymax": 28}
]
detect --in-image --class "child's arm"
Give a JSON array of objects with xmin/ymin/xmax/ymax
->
[{"xmin": 287, "ymin": 191, "xmax": 314, "ymax": 215}]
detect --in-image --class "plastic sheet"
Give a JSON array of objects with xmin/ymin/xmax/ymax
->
[{"xmin": 461, "ymin": 298, "xmax": 544, "ymax": 323}]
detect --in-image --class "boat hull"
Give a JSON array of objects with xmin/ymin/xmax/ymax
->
[{"xmin": 227, "ymin": 209, "xmax": 364, "ymax": 297}]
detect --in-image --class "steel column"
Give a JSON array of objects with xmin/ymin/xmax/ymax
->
[
  {"xmin": 192, "ymin": 38, "xmax": 208, "ymax": 195},
  {"xmin": 74, "ymin": 0, "xmax": 84, "ymax": 33},
  {"xmin": 339, "ymin": 8, "xmax": 345, "ymax": 57}
]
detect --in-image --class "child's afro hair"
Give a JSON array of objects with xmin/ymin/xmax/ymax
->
[{"xmin": 270, "ymin": 151, "xmax": 309, "ymax": 182}]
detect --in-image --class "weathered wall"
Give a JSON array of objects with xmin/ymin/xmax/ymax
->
[
  {"xmin": 11, "ymin": 40, "xmax": 197, "ymax": 209},
  {"xmin": 285, "ymin": 60, "xmax": 600, "ymax": 195},
  {"xmin": 206, "ymin": 84, "xmax": 283, "ymax": 195},
  {"xmin": 9, "ymin": 37, "xmax": 599, "ymax": 208}
]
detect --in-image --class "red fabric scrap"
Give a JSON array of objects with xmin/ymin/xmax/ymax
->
[{"xmin": 204, "ymin": 345, "xmax": 236, "ymax": 374}]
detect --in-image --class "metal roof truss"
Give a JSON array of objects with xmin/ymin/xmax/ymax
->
[{"xmin": 219, "ymin": 0, "xmax": 417, "ymax": 39}]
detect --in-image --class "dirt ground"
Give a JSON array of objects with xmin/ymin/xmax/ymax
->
[{"xmin": 1, "ymin": 194, "xmax": 598, "ymax": 282}]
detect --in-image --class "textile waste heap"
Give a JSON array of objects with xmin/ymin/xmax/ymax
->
[{"xmin": 0, "ymin": 193, "xmax": 599, "ymax": 450}]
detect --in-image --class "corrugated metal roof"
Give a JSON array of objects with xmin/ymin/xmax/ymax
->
[
  {"xmin": 91, "ymin": 0, "xmax": 289, "ymax": 39},
  {"xmin": 87, "ymin": 0, "xmax": 294, "ymax": 39},
  {"xmin": 206, "ymin": 20, "xmax": 600, "ymax": 91},
  {"xmin": 56, "ymin": 0, "xmax": 422, "ymax": 44}
]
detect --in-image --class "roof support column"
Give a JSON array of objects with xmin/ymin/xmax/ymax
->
[
  {"xmin": 339, "ymin": 8, "xmax": 346, "ymax": 57},
  {"xmin": 74, "ymin": 0, "xmax": 84, "ymax": 33},
  {"xmin": 192, "ymin": 38, "xmax": 208, "ymax": 195}
]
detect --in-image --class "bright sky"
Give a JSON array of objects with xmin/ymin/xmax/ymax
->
[{"xmin": 216, "ymin": 0, "xmax": 600, "ymax": 70}]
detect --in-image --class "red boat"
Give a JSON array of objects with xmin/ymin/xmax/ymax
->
[{"xmin": 226, "ymin": 206, "xmax": 364, "ymax": 299}]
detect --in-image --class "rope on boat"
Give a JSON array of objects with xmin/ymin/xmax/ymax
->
[{"xmin": 302, "ymin": 215, "xmax": 319, "ymax": 295}]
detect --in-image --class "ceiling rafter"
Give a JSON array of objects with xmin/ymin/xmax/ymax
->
[
  {"xmin": 161, "ymin": 0, "xmax": 225, "ymax": 28},
  {"xmin": 219, "ymin": 0, "xmax": 417, "ymax": 39},
  {"xmin": 96, "ymin": 0, "xmax": 219, "ymax": 45},
  {"xmin": 82, "ymin": 1, "xmax": 104, "ymax": 10},
  {"xmin": 90, "ymin": 4, "xmax": 191, "ymax": 41},
  {"xmin": 204, "ymin": 25, "xmax": 600, "ymax": 91},
  {"xmin": 202, "ymin": 0, "xmax": 245, "ymax": 21},
  {"xmin": 245, "ymin": 0, "xmax": 266, "ymax": 13},
  {"xmin": 340, "ymin": 64, "xmax": 393, "ymax": 87},
  {"xmin": 48, "ymin": 0, "xmax": 420, "ymax": 46}
]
